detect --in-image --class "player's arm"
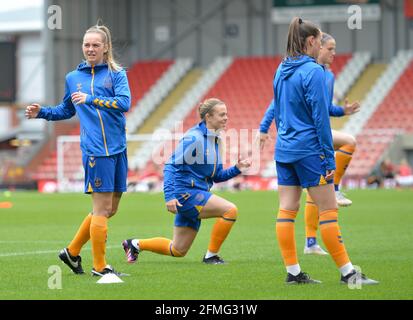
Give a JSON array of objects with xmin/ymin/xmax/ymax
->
[
  {"xmin": 341, "ymin": 99, "xmax": 360, "ymax": 115},
  {"xmin": 329, "ymin": 103, "xmax": 345, "ymax": 117},
  {"xmin": 163, "ymin": 135, "xmax": 199, "ymax": 212},
  {"xmin": 260, "ymin": 100, "xmax": 275, "ymax": 133},
  {"xmin": 329, "ymin": 100, "xmax": 360, "ymax": 117},
  {"xmin": 26, "ymin": 79, "xmax": 76, "ymax": 121},
  {"xmin": 163, "ymin": 163, "xmax": 176, "ymax": 202},
  {"xmin": 212, "ymin": 163, "xmax": 241, "ymax": 183},
  {"xmin": 212, "ymin": 157, "xmax": 251, "ymax": 183},
  {"xmin": 304, "ymin": 67, "xmax": 335, "ymax": 171},
  {"xmin": 163, "ymin": 163, "xmax": 182, "ymax": 213},
  {"xmin": 258, "ymin": 100, "xmax": 275, "ymax": 150}
]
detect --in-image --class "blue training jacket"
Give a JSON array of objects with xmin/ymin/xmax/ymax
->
[
  {"xmin": 260, "ymin": 67, "xmax": 343, "ymax": 134},
  {"xmin": 271, "ymin": 55, "xmax": 335, "ymax": 170},
  {"xmin": 163, "ymin": 121, "xmax": 241, "ymax": 202},
  {"xmin": 37, "ymin": 62, "xmax": 131, "ymax": 156},
  {"xmin": 325, "ymin": 68, "xmax": 344, "ymax": 117}
]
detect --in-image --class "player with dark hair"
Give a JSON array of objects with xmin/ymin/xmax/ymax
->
[
  {"xmin": 267, "ymin": 17, "xmax": 378, "ymax": 285},
  {"xmin": 260, "ymin": 32, "xmax": 361, "ymax": 256}
]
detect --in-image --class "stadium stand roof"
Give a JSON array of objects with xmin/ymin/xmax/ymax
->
[{"xmin": 0, "ymin": 6, "xmax": 43, "ymax": 33}]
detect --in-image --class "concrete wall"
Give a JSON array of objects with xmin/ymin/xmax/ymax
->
[
  {"xmin": 45, "ymin": 0, "xmax": 134, "ymax": 104},
  {"xmin": 17, "ymin": 33, "xmax": 45, "ymax": 104},
  {"xmin": 124, "ymin": 0, "xmax": 413, "ymax": 63},
  {"xmin": 131, "ymin": 0, "xmax": 270, "ymax": 64}
]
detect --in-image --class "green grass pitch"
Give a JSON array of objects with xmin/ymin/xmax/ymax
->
[{"xmin": 0, "ymin": 189, "xmax": 412, "ymax": 300}]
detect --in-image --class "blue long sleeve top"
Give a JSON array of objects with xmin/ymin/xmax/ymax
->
[
  {"xmin": 37, "ymin": 62, "xmax": 131, "ymax": 156},
  {"xmin": 325, "ymin": 68, "xmax": 345, "ymax": 117},
  {"xmin": 271, "ymin": 55, "xmax": 335, "ymax": 170},
  {"xmin": 163, "ymin": 121, "xmax": 241, "ymax": 202},
  {"xmin": 260, "ymin": 68, "xmax": 344, "ymax": 134}
]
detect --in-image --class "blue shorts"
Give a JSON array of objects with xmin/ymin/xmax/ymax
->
[
  {"xmin": 82, "ymin": 150, "xmax": 128, "ymax": 194},
  {"xmin": 173, "ymin": 190, "xmax": 212, "ymax": 231},
  {"xmin": 276, "ymin": 155, "xmax": 333, "ymax": 188}
]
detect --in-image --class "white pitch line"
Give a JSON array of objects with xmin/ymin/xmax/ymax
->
[
  {"xmin": 0, "ymin": 245, "xmax": 119, "ymax": 258},
  {"xmin": 0, "ymin": 249, "xmax": 60, "ymax": 257},
  {"xmin": 0, "ymin": 240, "xmax": 67, "ymax": 244}
]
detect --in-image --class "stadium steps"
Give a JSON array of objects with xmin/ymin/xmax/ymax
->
[
  {"xmin": 127, "ymin": 60, "xmax": 174, "ymax": 110},
  {"xmin": 126, "ymin": 58, "xmax": 194, "ymax": 134},
  {"xmin": 331, "ymin": 63, "xmax": 387, "ymax": 130},
  {"xmin": 342, "ymin": 50, "xmax": 413, "ymax": 137},
  {"xmin": 127, "ymin": 68, "xmax": 203, "ymax": 157},
  {"xmin": 334, "ymin": 52, "xmax": 371, "ymax": 102},
  {"xmin": 345, "ymin": 50, "xmax": 413, "ymax": 178}
]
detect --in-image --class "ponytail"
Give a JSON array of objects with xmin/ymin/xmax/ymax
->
[{"xmin": 286, "ymin": 17, "xmax": 320, "ymax": 57}]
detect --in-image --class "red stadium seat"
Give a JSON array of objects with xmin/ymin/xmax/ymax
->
[{"xmin": 349, "ymin": 61, "xmax": 413, "ymax": 177}]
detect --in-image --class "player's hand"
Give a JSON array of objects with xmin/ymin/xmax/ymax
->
[
  {"xmin": 166, "ymin": 199, "xmax": 182, "ymax": 214},
  {"xmin": 325, "ymin": 169, "xmax": 335, "ymax": 181},
  {"xmin": 343, "ymin": 99, "xmax": 360, "ymax": 115},
  {"xmin": 25, "ymin": 103, "xmax": 41, "ymax": 119},
  {"xmin": 236, "ymin": 157, "xmax": 252, "ymax": 171},
  {"xmin": 71, "ymin": 92, "xmax": 88, "ymax": 105},
  {"xmin": 258, "ymin": 132, "xmax": 270, "ymax": 151}
]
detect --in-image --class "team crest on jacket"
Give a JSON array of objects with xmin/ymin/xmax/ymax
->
[
  {"xmin": 104, "ymin": 75, "xmax": 113, "ymax": 89},
  {"xmin": 195, "ymin": 193, "xmax": 205, "ymax": 202},
  {"xmin": 76, "ymin": 83, "xmax": 82, "ymax": 91},
  {"xmin": 94, "ymin": 178, "xmax": 102, "ymax": 188}
]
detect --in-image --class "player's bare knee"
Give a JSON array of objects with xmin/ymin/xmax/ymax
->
[
  {"xmin": 348, "ymin": 136, "xmax": 357, "ymax": 148},
  {"xmin": 330, "ymin": 204, "xmax": 338, "ymax": 211},
  {"xmin": 108, "ymin": 210, "xmax": 117, "ymax": 218},
  {"xmin": 319, "ymin": 203, "xmax": 338, "ymax": 212},
  {"xmin": 282, "ymin": 202, "xmax": 300, "ymax": 212},
  {"xmin": 171, "ymin": 245, "xmax": 187, "ymax": 257},
  {"xmin": 223, "ymin": 205, "xmax": 238, "ymax": 221},
  {"xmin": 176, "ymin": 249, "xmax": 187, "ymax": 257},
  {"xmin": 99, "ymin": 207, "xmax": 113, "ymax": 218}
]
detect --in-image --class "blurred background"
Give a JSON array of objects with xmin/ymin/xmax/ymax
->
[{"xmin": 1, "ymin": 0, "xmax": 413, "ymax": 192}]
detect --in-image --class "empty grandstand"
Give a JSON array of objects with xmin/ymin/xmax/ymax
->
[{"xmin": 1, "ymin": 0, "xmax": 413, "ymax": 191}]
